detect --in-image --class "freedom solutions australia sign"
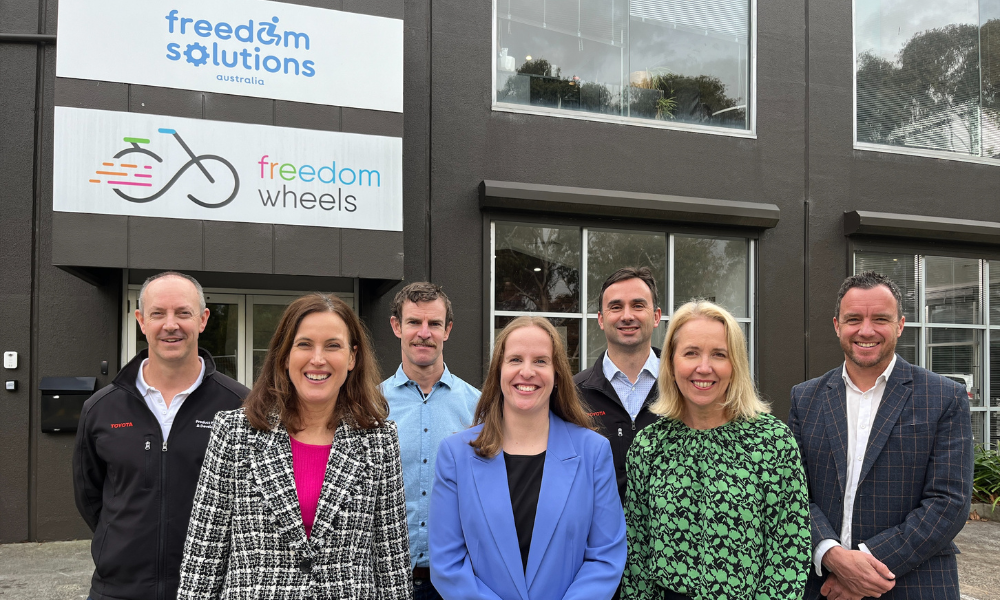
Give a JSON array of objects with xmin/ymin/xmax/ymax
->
[
  {"xmin": 56, "ymin": 0, "xmax": 403, "ymax": 112},
  {"xmin": 53, "ymin": 107, "xmax": 402, "ymax": 231}
]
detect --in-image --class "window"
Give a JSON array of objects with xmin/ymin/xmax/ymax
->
[
  {"xmin": 494, "ymin": 0, "xmax": 754, "ymax": 133},
  {"xmin": 855, "ymin": 251, "xmax": 997, "ymax": 446},
  {"xmin": 854, "ymin": 0, "xmax": 1000, "ymax": 162},
  {"xmin": 491, "ymin": 221, "xmax": 755, "ymax": 373},
  {"xmin": 123, "ymin": 289, "xmax": 354, "ymax": 386}
]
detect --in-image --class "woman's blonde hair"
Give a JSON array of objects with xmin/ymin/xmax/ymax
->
[
  {"xmin": 650, "ymin": 300, "xmax": 768, "ymax": 421},
  {"xmin": 471, "ymin": 316, "xmax": 594, "ymax": 457}
]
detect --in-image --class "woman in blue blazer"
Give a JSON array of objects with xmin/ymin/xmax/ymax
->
[{"xmin": 429, "ymin": 316, "xmax": 626, "ymax": 600}]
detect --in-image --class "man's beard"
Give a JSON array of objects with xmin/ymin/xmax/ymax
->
[{"xmin": 843, "ymin": 338, "xmax": 896, "ymax": 369}]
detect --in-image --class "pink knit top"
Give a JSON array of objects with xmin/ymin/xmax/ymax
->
[{"xmin": 290, "ymin": 437, "xmax": 332, "ymax": 538}]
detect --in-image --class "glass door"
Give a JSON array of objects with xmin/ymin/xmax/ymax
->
[
  {"xmin": 201, "ymin": 293, "xmax": 246, "ymax": 382},
  {"xmin": 246, "ymin": 295, "xmax": 296, "ymax": 383},
  {"xmin": 126, "ymin": 290, "xmax": 246, "ymax": 382},
  {"xmin": 125, "ymin": 289, "xmax": 353, "ymax": 386}
]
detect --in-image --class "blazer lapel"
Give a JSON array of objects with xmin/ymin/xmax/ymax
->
[
  {"xmin": 249, "ymin": 425, "xmax": 308, "ymax": 551},
  {"xmin": 822, "ymin": 378, "xmax": 850, "ymax": 497},
  {"xmin": 858, "ymin": 358, "xmax": 913, "ymax": 485},
  {"xmin": 471, "ymin": 450, "xmax": 530, "ymax": 600},
  {"xmin": 524, "ymin": 413, "xmax": 579, "ymax": 591},
  {"xmin": 308, "ymin": 422, "xmax": 368, "ymax": 545}
]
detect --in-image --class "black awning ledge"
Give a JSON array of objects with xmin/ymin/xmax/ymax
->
[
  {"xmin": 845, "ymin": 210, "xmax": 1000, "ymax": 245},
  {"xmin": 480, "ymin": 181, "xmax": 779, "ymax": 228}
]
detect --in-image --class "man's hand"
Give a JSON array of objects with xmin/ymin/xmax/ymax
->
[
  {"xmin": 822, "ymin": 546, "xmax": 896, "ymax": 597},
  {"xmin": 820, "ymin": 572, "xmax": 863, "ymax": 600}
]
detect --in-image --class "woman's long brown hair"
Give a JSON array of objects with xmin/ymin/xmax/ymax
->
[
  {"xmin": 471, "ymin": 316, "xmax": 594, "ymax": 457},
  {"xmin": 243, "ymin": 294, "xmax": 387, "ymax": 432}
]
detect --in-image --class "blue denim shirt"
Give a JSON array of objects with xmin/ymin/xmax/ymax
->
[{"xmin": 382, "ymin": 364, "xmax": 480, "ymax": 568}]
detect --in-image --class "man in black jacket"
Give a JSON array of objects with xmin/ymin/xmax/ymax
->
[
  {"xmin": 573, "ymin": 266, "xmax": 662, "ymax": 502},
  {"xmin": 73, "ymin": 272, "xmax": 248, "ymax": 600}
]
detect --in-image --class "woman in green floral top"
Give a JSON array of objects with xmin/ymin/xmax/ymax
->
[{"xmin": 622, "ymin": 300, "xmax": 810, "ymax": 600}]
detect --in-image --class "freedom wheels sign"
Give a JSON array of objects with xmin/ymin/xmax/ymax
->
[
  {"xmin": 54, "ymin": 107, "xmax": 402, "ymax": 231},
  {"xmin": 56, "ymin": 0, "xmax": 403, "ymax": 112}
]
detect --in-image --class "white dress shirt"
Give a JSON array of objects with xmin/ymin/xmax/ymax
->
[
  {"xmin": 136, "ymin": 357, "xmax": 206, "ymax": 442},
  {"xmin": 813, "ymin": 354, "xmax": 898, "ymax": 575}
]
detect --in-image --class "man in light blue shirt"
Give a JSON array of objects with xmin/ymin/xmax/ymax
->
[{"xmin": 381, "ymin": 282, "xmax": 480, "ymax": 600}]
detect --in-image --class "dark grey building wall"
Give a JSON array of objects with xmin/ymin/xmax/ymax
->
[
  {"xmin": 0, "ymin": 0, "xmax": 120, "ymax": 543},
  {"xmin": 0, "ymin": 1, "xmax": 43, "ymax": 543},
  {"xmin": 805, "ymin": 0, "xmax": 1000, "ymax": 379},
  {"xmin": 428, "ymin": 0, "xmax": 809, "ymax": 414},
  {"xmin": 7, "ymin": 0, "xmax": 1000, "ymax": 544}
]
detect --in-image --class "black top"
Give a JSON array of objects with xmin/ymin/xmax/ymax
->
[{"xmin": 503, "ymin": 451, "xmax": 546, "ymax": 571}]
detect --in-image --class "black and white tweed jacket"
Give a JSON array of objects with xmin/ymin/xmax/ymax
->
[{"xmin": 177, "ymin": 409, "xmax": 412, "ymax": 600}]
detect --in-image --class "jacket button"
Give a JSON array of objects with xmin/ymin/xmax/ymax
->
[{"xmin": 299, "ymin": 557, "xmax": 313, "ymax": 573}]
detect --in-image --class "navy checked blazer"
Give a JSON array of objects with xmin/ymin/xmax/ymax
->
[{"xmin": 788, "ymin": 356, "xmax": 973, "ymax": 600}]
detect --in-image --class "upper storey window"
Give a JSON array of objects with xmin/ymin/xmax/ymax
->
[
  {"xmin": 494, "ymin": 0, "xmax": 754, "ymax": 134},
  {"xmin": 855, "ymin": 0, "xmax": 1000, "ymax": 162}
]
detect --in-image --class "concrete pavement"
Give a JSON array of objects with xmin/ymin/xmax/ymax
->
[
  {"xmin": 1, "ymin": 520, "xmax": 999, "ymax": 599},
  {"xmin": 958, "ymin": 519, "xmax": 1000, "ymax": 600},
  {"xmin": 0, "ymin": 540, "xmax": 90, "ymax": 599}
]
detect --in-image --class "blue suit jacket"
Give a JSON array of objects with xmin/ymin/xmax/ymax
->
[
  {"xmin": 789, "ymin": 356, "xmax": 973, "ymax": 600},
  {"xmin": 429, "ymin": 411, "xmax": 627, "ymax": 600}
]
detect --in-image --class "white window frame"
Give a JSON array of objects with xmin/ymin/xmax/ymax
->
[
  {"xmin": 853, "ymin": 252, "xmax": 995, "ymax": 446},
  {"xmin": 489, "ymin": 221, "xmax": 756, "ymax": 374},
  {"xmin": 491, "ymin": 0, "xmax": 758, "ymax": 138}
]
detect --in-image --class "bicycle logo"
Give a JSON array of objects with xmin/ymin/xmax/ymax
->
[{"xmin": 88, "ymin": 128, "xmax": 239, "ymax": 209}]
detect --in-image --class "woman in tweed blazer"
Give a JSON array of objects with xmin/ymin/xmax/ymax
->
[{"xmin": 178, "ymin": 294, "xmax": 412, "ymax": 600}]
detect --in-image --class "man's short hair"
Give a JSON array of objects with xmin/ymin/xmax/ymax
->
[
  {"xmin": 138, "ymin": 271, "xmax": 206, "ymax": 315},
  {"xmin": 597, "ymin": 266, "xmax": 659, "ymax": 313},
  {"xmin": 390, "ymin": 282, "xmax": 454, "ymax": 325},
  {"xmin": 835, "ymin": 271, "xmax": 904, "ymax": 320}
]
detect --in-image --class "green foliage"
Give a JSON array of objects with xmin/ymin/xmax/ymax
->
[
  {"xmin": 656, "ymin": 96, "xmax": 678, "ymax": 120},
  {"xmin": 973, "ymin": 445, "xmax": 1000, "ymax": 508},
  {"xmin": 632, "ymin": 73, "xmax": 742, "ymax": 124}
]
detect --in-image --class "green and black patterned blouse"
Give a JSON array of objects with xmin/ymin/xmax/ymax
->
[{"xmin": 621, "ymin": 413, "xmax": 810, "ymax": 600}]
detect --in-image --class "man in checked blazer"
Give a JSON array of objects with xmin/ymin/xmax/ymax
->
[{"xmin": 789, "ymin": 271, "xmax": 973, "ymax": 600}]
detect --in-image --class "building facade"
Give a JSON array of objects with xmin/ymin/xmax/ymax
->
[{"xmin": 2, "ymin": 0, "xmax": 1000, "ymax": 542}]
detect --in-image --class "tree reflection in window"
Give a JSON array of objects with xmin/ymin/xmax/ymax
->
[
  {"xmin": 587, "ymin": 230, "xmax": 666, "ymax": 312},
  {"xmin": 494, "ymin": 223, "xmax": 581, "ymax": 312},
  {"xmin": 674, "ymin": 236, "xmax": 748, "ymax": 317},
  {"xmin": 494, "ymin": 0, "xmax": 752, "ymax": 130},
  {"xmin": 855, "ymin": 0, "xmax": 1000, "ymax": 158}
]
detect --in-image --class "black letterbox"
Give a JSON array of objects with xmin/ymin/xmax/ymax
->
[{"xmin": 40, "ymin": 377, "xmax": 97, "ymax": 433}]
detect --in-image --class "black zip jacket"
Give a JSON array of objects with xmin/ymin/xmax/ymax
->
[
  {"xmin": 573, "ymin": 349, "xmax": 661, "ymax": 503},
  {"xmin": 73, "ymin": 349, "xmax": 248, "ymax": 600}
]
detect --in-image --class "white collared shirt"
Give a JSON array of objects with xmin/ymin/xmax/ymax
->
[
  {"xmin": 813, "ymin": 354, "xmax": 898, "ymax": 575},
  {"xmin": 602, "ymin": 349, "xmax": 660, "ymax": 421},
  {"xmin": 136, "ymin": 357, "xmax": 206, "ymax": 442}
]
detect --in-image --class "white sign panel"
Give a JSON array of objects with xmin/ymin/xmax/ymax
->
[
  {"xmin": 56, "ymin": 0, "xmax": 403, "ymax": 112},
  {"xmin": 54, "ymin": 107, "xmax": 402, "ymax": 231}
]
